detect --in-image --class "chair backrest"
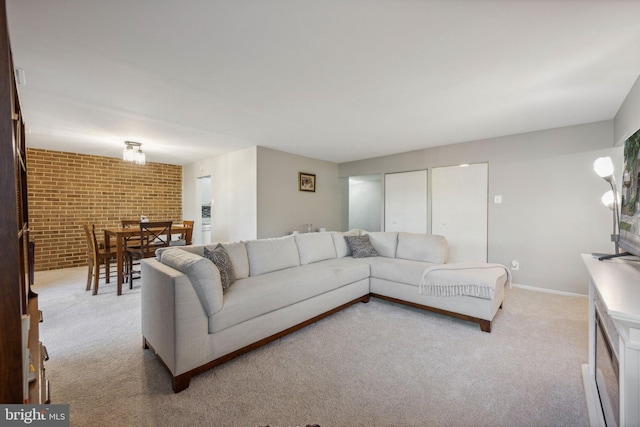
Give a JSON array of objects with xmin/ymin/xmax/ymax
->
[
  {"xmin": 120, "ymin": 219, "xmax": 143, "ymax": 248},
  {"xmin": 182, "ymin": 220, "xmax": 194, "ymax": 245},
  {"xmin": 139, "ymin": 221, "xmax": 173, "ymax": 250},
  {"xmin": 82, "ymin": 224, "xmax": 98, "ymax": 261}
]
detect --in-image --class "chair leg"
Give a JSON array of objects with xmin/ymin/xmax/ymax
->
[
  {"xmin": 125, "ymin": 254, "xmax": 130, "ymax": 287},
  {"xmin": 129, "ymin": 256, "xmax": 134, "ymax": 289},
  {"xmin": 105, "ymin": 258, "xmax": 111, "ymax": 283},
  {"xmin": 86, "ymin": 259, "xmax": 93, "ymax": 291},
  {"xmin": 92, "ymin": 259, "xmax": 100, "ymax": 295}
]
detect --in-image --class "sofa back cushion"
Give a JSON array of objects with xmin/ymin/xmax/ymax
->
[
  {"xmin": 159, "ymin": 248, "xmax": 224, "ymax": 316},
  {"xmin": 156, "ymin": 244, "xmax": 201, "ymax": 259},
  {"xmin": 365, "ymin": 231, "xmax": 398, "ymax": 258},
  {"xmin": 220, "ymin": 242, "xmax": 249, "ymax": 279},
  {"xmin": 157, "ymin": 241, "xmax": 250, "ymax": 280},
  {"xmin": 246, "ymin": 235, "xmax": 301, "ymax": 276},
  {"xmin": 396, "ymin": 232, "xmax": 448, "ymax": 264},
  {"xmin": 294, "ymin": 232, "xmax": 337, "ymax": 265},
  {"xmin": 331, "ymin": 229, "xmax": 361, "ymax": 258}
]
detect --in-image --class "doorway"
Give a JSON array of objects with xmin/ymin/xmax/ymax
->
[
  {"xmin": 348, "ymin": 175, "xmax": 382, "ymax": 231},
  {"xmin": 197, "ymin": 176, "xmax": 211, "ymax": 244}
]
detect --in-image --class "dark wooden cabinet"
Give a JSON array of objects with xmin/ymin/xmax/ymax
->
[{"xmin": 0, "ymin": 0, "xmax": 48, "ymax": 404}]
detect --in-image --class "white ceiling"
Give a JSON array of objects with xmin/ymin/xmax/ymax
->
[{"xmin": 6, "ymin": 1, "xmax": 640, "ymax": 166}]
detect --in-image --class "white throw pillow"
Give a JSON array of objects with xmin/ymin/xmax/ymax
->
[
  {"xmin": 396, "ymin": 232, "xmax": 448, "ymax": 264},
  {"xmin": 365, "ymin": 231, "xmax": 398, "ymax": 258},
  {"xmin": 246, "ymin": 235, "xmax": 301, "ymax": 276},
  {"xmin": 295, "ymin": 232, "xmax": 337, "ymax": 265},
  {"xmin": 331, "ymin": 229, "xmax": 361, "ymax": 258}
]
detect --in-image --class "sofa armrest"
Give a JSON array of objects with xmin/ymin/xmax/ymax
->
[
  {"xmin": 141, "ymin": 258, "xmax": 213, "ymax": 377},
  {"xmin": 158, "ymin": 247, "xmax": 224, "ymax": 316}
]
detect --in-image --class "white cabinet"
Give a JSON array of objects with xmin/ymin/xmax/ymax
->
[{"xmin": 582, "ymin": 254, "xmax": 640, "ymax": 427}]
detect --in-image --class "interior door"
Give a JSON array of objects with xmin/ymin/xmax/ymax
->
[
  {"xmin": 431, "ymin": 163, "xmax": 488, "ymax": 262},
  {"xmin": 384, "ymin": 170, "xmax": 428, "ymax": 233}
]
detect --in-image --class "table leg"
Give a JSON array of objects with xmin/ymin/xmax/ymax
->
[
  {"xmin": 117, "ymin": 235, "xmax": 124, "ymax": 295},
  {"xmin": 103, "ymin": 230, "xmax": 111, "ymax": 284}
]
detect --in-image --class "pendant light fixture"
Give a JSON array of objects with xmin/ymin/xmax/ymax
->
[{"xmin": 123, "ymin": 141, "xmax": 146, "ymax": 165}]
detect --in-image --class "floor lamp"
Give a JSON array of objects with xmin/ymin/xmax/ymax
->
[{"xmin": 593, "ymin": 156, "xmax": 622, "ymax": 259}]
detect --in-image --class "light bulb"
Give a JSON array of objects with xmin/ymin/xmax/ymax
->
[
  {"xmin": 594, "ymin": 157, "xmax": 614, "ymax": 180},
  {"xmin": 601, "ymin": 190, "xmax": 615, "ymax": 210}
]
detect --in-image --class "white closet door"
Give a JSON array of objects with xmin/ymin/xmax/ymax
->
[
  {"xmin": 384, "ymin": 170, "xmax": 427, "ymax": 233},
  {"xmin": 431, "ymin": 163, "xmax": 488, "ymax": 262}
]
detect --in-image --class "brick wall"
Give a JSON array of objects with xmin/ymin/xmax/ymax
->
[{"xmin": 27, "ymin": 148, "xmax": 182, "ymax": 271}]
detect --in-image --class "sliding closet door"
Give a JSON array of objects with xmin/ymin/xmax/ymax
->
[
  {"xmin": 431, "ymin": 163, "xmax": 488, "ymax": 262},
  {"xmin": 384, "ymin": 170, "xmax": 427, "ymax": 233}
]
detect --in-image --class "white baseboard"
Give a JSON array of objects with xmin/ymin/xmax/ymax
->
[{"xmin": 511, "ymin": 283, "xmax": 587, "ymax": 298}]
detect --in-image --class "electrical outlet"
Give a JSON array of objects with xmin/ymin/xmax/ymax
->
[{"xmin": 510, "ymin": 260, "xmax": 520, "ymax": 271}]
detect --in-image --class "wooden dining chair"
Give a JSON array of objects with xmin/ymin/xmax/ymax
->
[
  {"xmin": 121, "ymin": 219, "xmax": 141, "ymax": 246},
  {"xmin": 121, "ymin": 219, "xmax": 143, "ymax": 282},
  {"xmin": 181, "ymin": 220, "xmax": 194, "ymax": 245},
  {"xmin": 170, "ymin": 220, "xmax": 194, "ymax": 246},
  {"xmin": 125, "ymin": 221, "xmax": 173, "ymax": 287},
  {"xmin": 82, "ymin": 224, "xmax": 117, "ymax": 295}
]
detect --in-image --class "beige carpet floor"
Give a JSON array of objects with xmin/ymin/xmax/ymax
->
[{"xmin": 34, "ymin": 266, "xmax": 589, "ymax": 427}]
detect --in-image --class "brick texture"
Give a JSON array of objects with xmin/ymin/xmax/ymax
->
[{"xmin": 27, "ymin": 148, "xmax": 182, "ymax": 271}]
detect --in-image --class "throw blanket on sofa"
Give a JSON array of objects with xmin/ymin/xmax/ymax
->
[{"xmin": 419, "ymin": 263, "xmax": 511, "ymax": 300}]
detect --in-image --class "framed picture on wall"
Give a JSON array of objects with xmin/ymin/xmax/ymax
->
[{"xmin": 299, "ymin": 172, "xmax": 316, "ymax": 192}]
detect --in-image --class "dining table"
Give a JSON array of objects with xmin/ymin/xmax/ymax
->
[{"xmin": 104, "ymin": 223, "xmax": 189, "ymax": 295}]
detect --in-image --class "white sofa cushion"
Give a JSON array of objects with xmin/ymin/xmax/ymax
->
[
  {"xmin": 159, "ymin": 248, "xmax": 224, "ymax": 316},
  {"xmin": 157, "ymin": 241, "xmax": 250, "ymax": 280},
  {"xmin": 295, "ymin": 232, "xmax": 337, "ymax": 265},
  {"xmin": 331, "ymin": 229, "xmax": 361, "ymax": 258},
  {"xmin": 221, "ymin": 242, "xmax": 249, "ymax": 279},
  {"xmin": 209, "ymin": 258, "xmax": 370, "ymax": 333},
  {"xmin": 365, "ymin": 231, "xmax": 398, "ymax": 258},
  {"xmin": 396, "ymin": 233, "xmax": 448, "ymax": 264},
  {"xmin": 246, "ymin": 235, "xmax": 301, "ymax": 276},
  {"xmin": 360, "ymin": 256, "xmax": 438, "ymax": 286}
]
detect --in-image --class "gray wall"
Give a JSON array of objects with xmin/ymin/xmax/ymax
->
[
  {"xmin": 256, "ymin": 147, "xmax": 342, "ymax": 238},
  {"xmin": 615, "ymin": 75, "xmax": 640, "ymax": 146},
  {"xmin": 179, "ymin": 74, "xmax": 640, "ymax": 294},
  {"xmin": 340, "ymin": 121, "xmax": 620, "ymax": 295},
  {"xmin": 183, "ymin": 147, "xmax": 258, "ymax": 243},
  {"xmin": 183, "ymin": 146, "xmax": 342, "ymax": 242}
]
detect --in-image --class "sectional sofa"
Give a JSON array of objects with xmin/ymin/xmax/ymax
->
[{"xmin": 141, "ymin": 230, "xmax": 508, "ymax": 392}]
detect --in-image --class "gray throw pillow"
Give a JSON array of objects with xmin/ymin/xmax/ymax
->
[
  {"xmin": 344, "ymin": 235, "xmax": 379, "ymax": 258},
  {"xmin": 204, "ymin": 244, "xmax": 236, "ymax": 294}
]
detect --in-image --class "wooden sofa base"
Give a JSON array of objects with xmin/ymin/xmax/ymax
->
[
  {"xmin": 369, "ymin": 293, "xmax": 500, "ymax": 333},
  {"xmin": 144, "ymin": 294, "xmax": 371, "ymax": 393}
]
